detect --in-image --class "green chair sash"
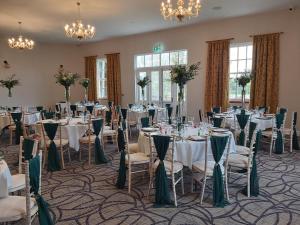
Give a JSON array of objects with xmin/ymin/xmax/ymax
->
[
  {"xmin": 292, "ymin": 112, "xmax": 299, "ymax": 150},
  {"xmin": 116, "ymin": 128, "xmax": 126, "ymax": 189},
  {"xmin": 23, "ymin": 138, "xmax": 35, "ymax": 161},
  {"xmin": 210, "ymin": 135, "xmax": 229, "ymax": 207},
  {"xmin": 86, "ymin": 105, "xmax": 94, "ymax": 114},
  {"xmin": 247, "ymin": 122, "xmax": 257, "ymax": 147},
  {"xmin": 212, "ymin": 117, "xmax": 223, "ymax": 128},
  {"xmin": 43, "ymin": 123, "xmax": 61, "ymax": 172},
  {"xmin": 11, "ymin": 112, "xmax": 23, "ymax": 145},
  {"xmin": 167, "ymin": 107, "xmax": 173, "ymax": 125},
  {"xmin": 108, "ymin": 101, "xmax": 113, "ymax": 110},
  {"xmin": 70, "ymin": 105, "xmax": 77, "ymax": 117},
  {"xmin": 36, "ymin": 106, "xmax": 43, "ymax": 112},
  {"xmin": 279, "ymin": 108, "xmax": 287, "ymax": 115},
  {"xmin": 153, "ymin": 135, "xmax": 172, "ymax": 206},
  {"xmin": 236, "ymin": 113, "xmax": 250, "ymax": 146},
  {"xmin": 29, "ymin": 156, "xmax": 54, "ymax": 225},
  {"xmin": 128, "ymin": 104, "xmax": 133, "ymax": 109},
  {"xmin": 165, "ymin": 104, "xmax": 171, "ymax": 108},
  {"xmin": 141, "ymin": 117, "xmax": 150, "ymax": 128},
  {"xmin": 148, "ymin": 109, "xmax": 155, "ymax": 124},
  {"xmin": 105, "ymin": 111, "xmax": 112, "ymax": 126},
  {"xmin": 43, "ymin": 112, "xmax": 55, "ymax": 120},
  {"xmin": 207, "ymin": 112, "xmax": 214, "ymax": 121},
  {"xmin": 275, "ymin": 113, "xmax": 284, "ymax": 154},
  {"xmin": 92, "ymin": 119, "xmax": 107, "ymax": 164},
  {"xmin": 212, "ymin": 107, "xmax": 221, "ymax": 113},
  {"xmin": 121, "ymin": 109, "xmax": 128, "ymax": 130}
]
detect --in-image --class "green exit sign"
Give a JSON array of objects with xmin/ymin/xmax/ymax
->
[{"xmin": 153, "ymin": 42, "xmax": 165, "ymax": 53}]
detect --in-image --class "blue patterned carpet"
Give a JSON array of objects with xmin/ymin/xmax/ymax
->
[{"xmin": 1, "ymin": 132, "xmax": 300, "ymax": 225}]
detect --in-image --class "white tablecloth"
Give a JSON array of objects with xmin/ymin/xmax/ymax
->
[
  {"xmin": 0, "ymin": 160, "xmax": 12, "ymax": 198},
  {"xmin": 0, "ymin": 116, "xmax": 10, "ymax": 131},
  {"xmin": 0, "ymin": 112, "xmax": 41, "ymax": 131},
  {"xmin": 138, "ymin": 127, "xmax": 236, "ymax": 169}
]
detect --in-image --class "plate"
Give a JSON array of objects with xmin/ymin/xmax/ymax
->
[
  {"xmin": 212, "ymin": 128, "xmax": 228, "ymax": 133},
  {"xmin": 188, "ymin": 136, "xmax": 206, "ymax": 141},
  {"xmin": 141, "ymin": 127, "xmax": 159, "ymax": 132}
]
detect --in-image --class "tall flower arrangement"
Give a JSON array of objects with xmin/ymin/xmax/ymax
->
[
  {"xmin": 0, "ymin": 74, "xmax": 20, "ymax": 97},
  {"xmin": 236, "ymin": 71, "xmax": 252, "ymax": 108},
  {"xmin": 170, "ymin": 62, "xmax": 200, "ymax": 120},
  {"xmin": 137, "ymin": 76, "xmax": 150, "ymax": 105},
  {"xmin": 80, "ymin": 78, "xmax": 90, "ymax": 102}
]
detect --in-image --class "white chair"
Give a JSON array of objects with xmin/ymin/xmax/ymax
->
[
  {"xmin": 0, "ymin": 152, "xmax": 42, "ymax": 225},
  {"xmin": 283, "ymin": 112, "xmax": 297, "ymax": 153},
  {"xmin": 127, "ymin": 110, "xmax": 138, "ymax": 138},
  {"xmin": 191, "ymin": 135, "xmax": 231, "ymax": 204},
  {"xmin": 8, "ymin": 136, "xmax": 38, "ymax": 194},
  {"xmin": 120, "ymin": 128, "xmax": 150, "ymax": 194},
  {"xmin": 103, "ymin": 112, "xmax": 118, "ymax": 148},
  {"xmin": 227, "ymin": 129, "xmax": 258, "ymax": 197},
  {"xmin": 147, "ymin": 135, "xmax": 184, "ymax": 207}
]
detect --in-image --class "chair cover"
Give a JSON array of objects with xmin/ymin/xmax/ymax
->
[
  {"xmin": 70, "ymin": 105, "xmax": 77, "ymax": 117},
  {"xmin": 210, "ymin": 135, "xmax": 229, "ymax": 207},
  {"xmin": 212, "ymin": 107, "xmax": 221, "ymax": 113},
  {"xmin": 92, "ymin": 119, "xmax": 108, "ymax": 164},
  {"xmin": 292, "ymin": 112, "xmax": 300, "ymax": 150},
  {"xmin": 11, "ymin": 112, "xmax": 23, "ymax": 145},
  {"xmin": 43, "ymin": 123, "xmax": 61, "ymax": 172},
  {"xmin": 36, "ymin": 106, "xmax": 43, "ymax": 112},
  {"xmin": 29, "ymin": 156, "xmax": 54, "ymax": 225},
  {"xmin": 167, "ymin": 107, "xmax": 173, "ymax": 125},
  {"xmin": 275, "ymin": 113, "xmax": 284, "ymax": 154},
  {"xmin": 86, "ymin": 105, "xmax": 94, "ymax": 115},
  {"xmin": 152, "ymin": 135, "xmax": 172, "ymax": 206},
  {"xmin": 212, "ymin": 117, "xmax": 223, "ymax": 128},
  {"xmin": 141, "ymin": 117, "xmax": 150, "ymax": 128},
  {"xmin": 116, "ymin": 128, "xmax": 126, "ymax": 189},
  {"xmin": 236, "ymin": 113, "xmax": 250, "ymax": 146}
]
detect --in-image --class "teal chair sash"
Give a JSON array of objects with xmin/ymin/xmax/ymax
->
[
  {"xmin": 11, "ymin": 112, "xmax": 23, "ymax": 145},
  {"xmin": 212, "ymin": 107, "xmax": 221, "ymax": 113},
  {"xmin": 86, "ymin": 105, "xmax": 94, "ymax": 115},
  {"xmin": 212, "ymin": 117, "xmax": 223, "ymax": 128},
  {"xmin": 70, "ymin": 105, "xmax": 77, "ymax": 117},
  {"xmin": 292, "ymin": 112, "xmax": 299, "ymax": 150},
  {"xmin": 148, "ymin": 109, "xmax": 155, "ymax": 124},
  {"xmin": 210, "ymin": 135, "xmax": 229, "ymax": 207},
  {"xmin": 29, "ymin": 156, "xmax": 54, "ymax": 225},
  {"xmin": 43, "ymin": 123, "xmax": 61, "ymax": 172},
  {"xmin": 279, "ymin": 107, "xmax": 287, "ymax": 115},
  {"xmin": 105, "ymin": 111, "xmax": 112, "ymax": 126},
  {"xmin": 128, "ymin": 104, "xmax": 133, "ymax": 109},
  {"xmin": 121, "ymin": 109, "xmax": 128, "ymax": 129},
  {"xmin": 153, "ymin": 135, "xmax": 172, "ymax": 206},
  {"xmin": 236, "ymin": 113, "xmax": 250, "ymax": 146},
  {"xmin": 167, "ymin": 107, "xmax": 173, "ymax": 125},
  {"xmin": 116, "ymin": 128, "xmax": 126, "ymax": 189},
  {"xmin": 232, "ymin": 106, "xmax": 238, "ymax": 111},
  {"xmin": 247, "ymin": 122, "xmax": 257, "ymax": 147},
  {"xmin": 92, "ymin": 119, "xmax": 107, "ymax": 164},
  {"xmin": 165, "ymin": 103, "xmax": 171, "ymax": 108},
  {"xmin": 43, "ymin": 111, "xmax": 55, "ymax": 120},
  {"xmin": 108, "ymin": 101, "xmax": 113, "ymax": 109},
  {"xmin": 275, "ymin": 113, "xmax": 284, "ymax": 154},
  {"xmin": 36, "ymin": 106, "xmax": 43, "ymax": 112},
  {"xmin": 141, "ymin": 117, "xmax": 150, "ymax": 128},
  {"xmin": 23, "ymin": 138, "xmax": 35, "ymax": 160}
]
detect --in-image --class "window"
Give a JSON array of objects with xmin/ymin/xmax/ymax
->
[
  {"xmin": 96, "ymin": 59, "xmax": 107, "ymax": 99},
  {"xmin": 134, "ymin": 50, "xmax": 188, "ymax": 105},
  {"xmin": 229, "ymin": 43, "xmax": 253, "ymax": 101}
]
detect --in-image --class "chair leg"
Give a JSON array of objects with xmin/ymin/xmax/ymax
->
[
  {"xmin": 147, "ymin": 176, "xmax": 153, "ymax": 199},
  {"xmin": 247, "ymin": 168, "xmax": 251, "ymax": 198},
  {"xmin": 9, "ymin": 129, "xmax": 13, "ymax": 145},
  {"xmin": 269, "ymin": 138, "xmax": 274, "ymax": 156},
  {"xmin": 181, "ymin": 170, "xmax": 184, "ymax": 195},
  {"xmin": 290, "ymin": 132, "xmax": 293, "ymax": 153},
  {"xmin": 67, "ymin": 147, "xmax": 71, "ymax": 163},
  {"xmin": 128, "ymin": 165, "xmax": 132, "ymax": 194},
  {"xmin": 60, "ymin": 146, "xmax": 65, "ymax": 169},
  {"xmin": 200, "ymin": 177, "xmax": 206, "ymax": 205},
  {"xmin": 88, "ymin": 142, "xmax": 91, "ymax": 166},
  {"xmin": 191, "ymin": 171, "xmax": 194, "ymax": 193},
  {"xmin": 224, "ymin": 171, "xmax": 230, "ymax": 202},
  {"xmin": 172, "ymin": 175, "xmax": 177, "ymax": 207}
]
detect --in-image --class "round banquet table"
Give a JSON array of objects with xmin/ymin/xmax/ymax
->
[
  {"xmin": 0, "ymin": 160, "xmax": 12, "ymax": 198},
  {"xmin": 138, "ymin": 127, "xmax": 236, "ymax": 169}
]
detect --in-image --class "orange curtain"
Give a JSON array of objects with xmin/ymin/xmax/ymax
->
[
  {"xmin": 204, "ymin": 39, "xmax": 230, "ymax": 112},
  {"xmin": 106, "ymin": 53, "xmax": 121, "ymax": 105},
  {"xmin": 250, "ymin": 33, "xmax": 280, "ymax": 113},
  {"xmin": 85, "ymin": 56, "xmax": 97, "ymax": 101}
]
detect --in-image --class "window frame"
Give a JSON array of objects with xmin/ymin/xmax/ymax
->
[{"xmin": 96, "ymin": 58, "xmax": 107, "ymax": 100}]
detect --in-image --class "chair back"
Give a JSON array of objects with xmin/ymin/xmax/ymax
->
[
  {"xmin": 212, "ymin": 106, "xmax": 221, "ymax": 114},
  {"xmin": 199, "ymin": 109, "xmax": 204, "ymax": 122},
  {"xmin": 19, "ymin": 136, "xmax": 39, "ymax": 174},
  {"xmin": 141, "ymin": 117, "xmax": 150, "ymax": 128}
]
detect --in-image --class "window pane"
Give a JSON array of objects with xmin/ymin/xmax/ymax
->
[
  {"xmin": 230, "ymin": 60, "xmax": 238, "ymax": 73},
  {"xmin": 145, "ymin": 54, "xmax": 152, "ymax": 67},
  {"xmin": 163, "ymin": 70, "xmax": 171, "ymax": 102},
  {"xmin": 170, "ymin": 51, "xmax": 179, "ymax": 65},
  {"xmin": 139, "ymin": 72, "xmax": 146, "ymax": 79},
  {"xmin": 229, "ymin": 78, "xmax": 237, "ymax": 99},
  {"xmin": 138, "ymin": 72, "xmax": 147, "ymax": 101},
  {"xmin": 238, "ymin": 60, "xmax": 247, "ymax": 72},
  {"xmin": 238, "ymin": 46, "xmax": 247, "ymax": 59},
  {"xmin": 230, "ymin": 47, "xmax": 238, "ymax": 60},
  {"xmin": 179, "ymin": 50, "xmax": 187, "ymax": 64},
  {"xmin": 247, "ymin": 45, "xmax": 253, "ymax": 59},
  {"xmin": 151, "ymin": 71, "xmax": 160, "ymax": 101},
  {"xmin": 247, "ymin": 60, "xmax": 252, "ymax": 71},
  {"xmin": 136, "ymin": 56, "xmax": 145, "ymax": 68},
  {"xmin": 153, "ymin": 54, "xmax": 160, "ymax": 67},
  {"xmin": 161, "ymin": 53, "xmax": 170, "ymax": 66}
]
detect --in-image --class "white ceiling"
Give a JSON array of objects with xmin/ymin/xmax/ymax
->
[{"xmin": 0, "ymin": 0, "xmax": 299, "ymax": 44}]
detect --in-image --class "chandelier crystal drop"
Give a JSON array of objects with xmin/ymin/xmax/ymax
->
[
  {"xmin": 8, "ymin": 22, "xmax": 34, "ymax": 50},
  {"xmin": 64, "ymin": 2, "xmax": 95, "ymax": 40},
  {"xmin": 161, "ymin": 0, "xmax": 201, "ymax": 22}
]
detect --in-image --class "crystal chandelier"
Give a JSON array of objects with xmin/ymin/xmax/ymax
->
[
  {"xmin": 64, "ymin": 2, "xmax": 95, "ymax": 40},
  {"xmin": 161, "ymin": 0, "xmax": 201, "ymax": 22},
  {"xmin": 8, "ymin": 22, "xmax": 34, "ymax": 50}
]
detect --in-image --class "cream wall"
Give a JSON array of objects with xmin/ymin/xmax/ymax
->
[
  {"xmin": 0, "ymin": 41, "xmax": 84, "ymax": 108},
  {"xmin": 79, "ymin": 9, "xmax": 300, "ymax": 126}
]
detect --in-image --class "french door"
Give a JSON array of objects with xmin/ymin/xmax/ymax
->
[{"xmin": 136, "ymin": 69, "xmax": 181, "ymax": 107}]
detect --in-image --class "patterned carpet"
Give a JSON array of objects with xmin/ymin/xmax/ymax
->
[{"xmin": 1, "ymin": 132, "xmax": 300, "ymax": 225}]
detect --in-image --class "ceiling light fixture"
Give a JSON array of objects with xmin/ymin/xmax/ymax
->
[
  {"xmin": 8, "ymin": 21, "xmax": 34, "ymax": 50},
  {"xmin": 64, "ymin": 2, "xmax": 95, "ymax": 40},
  {"xmin": 161, "ymin": 0, "xmax": 202, "ymax": 22}
]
